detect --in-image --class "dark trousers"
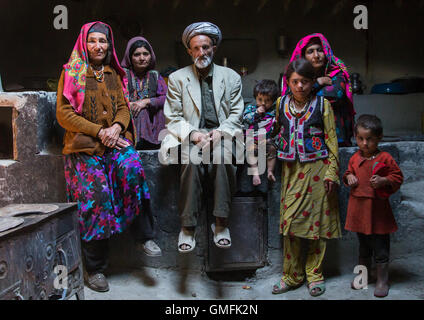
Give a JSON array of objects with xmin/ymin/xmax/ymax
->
[
  {"xmin": 81, "ymin": 239, "xmax": 109, "ymax": 274},
  {"xmin": 179, "ymin": 141, "xmax": 236, "ymax": 227},
  {"xmin": 131, "ymin": 199, "xmax": 156, "ymax": 242},
  {"xmin": 357, "ymin": 233, "xmax": 390, "ymax": 264}
]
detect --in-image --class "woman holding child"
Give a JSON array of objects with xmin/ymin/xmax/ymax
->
[
  {"xmin": 282, "ymin": 33, "xmax": 355, "ymax": 147},
  {"xmin": 272, "ymin": 58, "xmax": 341, "ymax": 297}
]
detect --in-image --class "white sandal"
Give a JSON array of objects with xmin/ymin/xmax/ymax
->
[
  {"xmin": 178, "ymin": 230, "xmax": 196, "ymax": 253},
  {"xmin": 211, "ymin": 223, "xmax": 232, "ymax": 249}
]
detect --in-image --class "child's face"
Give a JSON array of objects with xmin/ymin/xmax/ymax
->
[
  {"xmin": 256, "ymin": 93, "xmax": 274, "ymax": 111},
  {"xmin": 355, "ymin": 126, "xmax": 382, "ymax": 157},
  {"xmin": 287, "ymin": 72, "xmax": 313, "ymax": 102}
]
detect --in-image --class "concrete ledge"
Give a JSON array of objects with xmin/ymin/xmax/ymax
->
[
  {"xmin": 109, "ymin": 142, "xmax": 424, "ymax": 276},
  {"xmin": 1, "ymin": 91, "xmax": 422, "ymax": 277}
]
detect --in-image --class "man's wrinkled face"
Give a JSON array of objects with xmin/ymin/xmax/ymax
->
[{"xmin": 187, "ymin": 35, "xmax": 216, "ymax": 69}]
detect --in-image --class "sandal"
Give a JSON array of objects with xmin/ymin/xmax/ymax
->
[
  {"xmin": 178, "ymin": 230, "xmax": 196, "ymax": 254},
  {"xmin": 272, "ymin": 278, "xmax": 303, "ymax": 294},
  {"xmin": 211, "ymin": 223, "xmax": 232, "ymax": 249},
  {"xmin": 272, "ymin": 278, "xmax": 292, "ymax": 294},
  {"xmin": 308, "ymin": 281, "xmax": 326, "ymax": 297}
]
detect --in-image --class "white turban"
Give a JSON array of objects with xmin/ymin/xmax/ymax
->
[{"xmin": 182, "ymin": 22, "xmax": 222, "ymax": 49}]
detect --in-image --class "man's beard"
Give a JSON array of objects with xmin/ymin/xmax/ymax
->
[{"xmin": 193, "ymin": 54, "xmax": 213, "ymax": 69}]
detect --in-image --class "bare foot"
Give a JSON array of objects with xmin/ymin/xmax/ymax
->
[{"xmin": 253, "ymin": 175, "xmax": 261, "ymax": 186}]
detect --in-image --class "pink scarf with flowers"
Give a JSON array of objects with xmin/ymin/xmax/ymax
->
[
  {"xmin": 62, "ymin": 21, "xmax": 129, "ymax": 115},
  {"xmin": 282, "ymin": 33, "xmax": 355, "ymax": 117}
]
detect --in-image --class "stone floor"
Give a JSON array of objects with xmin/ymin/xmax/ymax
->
[{"xmin": 83, "ymin": 251, "xmax": 424, "ymax": 300}]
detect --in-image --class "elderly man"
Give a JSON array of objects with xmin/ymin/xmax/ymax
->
[{"xmin": 160, "ymin": 22, "xmax": 244, "ymax": 253}]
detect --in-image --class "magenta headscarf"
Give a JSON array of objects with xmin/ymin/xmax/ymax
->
[
  {"xmin": 282, "ymin": 33, "xmax": 355, "ymax": 117},
  {"xmin": 62, "ymin": 21, "xmax": 128, "ymax": 115},
  {"xmin": 121, "ymin": 36, "xmax": 157, "ymax": 71}
]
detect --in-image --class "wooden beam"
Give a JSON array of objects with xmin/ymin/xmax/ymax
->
[
  {"xmin": 303, "ymin": 0, "xmax": 314, "ymax": 15},
  {"xmin": 173, "ymin": 0, "xmax": 181, "ymax": 9},
  {"xmin": 283, "ymin": 0, "xmax": 292, "ymax": 13},
  {"xmin": 257, "ymin": 0, "xmax": 268, "ymax": 12},
  {"xmin": 332, "ymin": 0, "xmax": 347, "ymax": 15}
]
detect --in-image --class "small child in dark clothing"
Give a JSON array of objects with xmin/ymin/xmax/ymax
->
[
  {"xmin": 343, "ymin": 114, "xmax": 403, "ymax": 298},
  {"xmin": 243, "ymin": 79, "xmax": 279, "ymax": 186}
]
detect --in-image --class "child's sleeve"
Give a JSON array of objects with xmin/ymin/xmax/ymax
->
[
  {"xmin": 269, "ymin": 97, "xmax": 281, "ymax": 139},
  {"xmin": 384, "ymin": 154, "xmax": 404, "ymax": 193},
  {"xmin": 322, "ymin": 98, "xmax": 340, "ymax": 185},
  {"xmin": 242, "ymin": 104, "xmax": 258, "ymax": 125},
  {"xmin": 342, "ymin": 156, "xmax": 356, "ymax": 187}
]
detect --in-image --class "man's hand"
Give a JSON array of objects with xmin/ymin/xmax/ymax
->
[
  {"xmin": 317, "ymin": 77, "xmax": 333, "ymax": 86},
  {"xmin": 191, "ymin": 131, "xmax": 210, "ymax": 147},
  {"xmin": 346, "ymin": 174, "xmax": 359, "ymax": 188},
  {"xmin": 130, "ymin": 99, "xmax": 151, "ymax": 118},
  {"xmin": 98, "ymin": 123, "xmax": 122, "ymax": 149},
  {"xmin": 370, "ymin": 175, "xmax": 388, "ymax": 189},
  {"xmin": 208, "ymin": 130, "xmax": 222, "ymax": 145},
  {"xmin": 324, "ymin": 180, "xmax": 336, "ymax": 195}
]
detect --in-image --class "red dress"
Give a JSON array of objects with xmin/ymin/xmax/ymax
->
[{"xmin": 343, "ymin": 151, "xmax": 403, "ymax": 235}]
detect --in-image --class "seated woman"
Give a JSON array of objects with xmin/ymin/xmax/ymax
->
[
  {"xmin": 282, "ymin": 33, "xmax": 355, "ymax": 147},
  {"xmin": 56, "ymin": 22, "xmax": 151, "ymax": 293},
  {"xmin": 121, "ymin": 37, "xmax": 167, "ymax": 150},
  {"xmin": 272, "ymin": 59, "xmax": 341, "ymax": 297}
]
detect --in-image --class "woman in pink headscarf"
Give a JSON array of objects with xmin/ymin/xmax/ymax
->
[
  {"xmin": 56, "ymin": 22, "xmax": 150, "ymax": 293},
  {"xmin": 282, "ymin": 33, "xmax": 355, "ymax": 147},
  {"xmin": 121, "ymin": 37, "xmax": 167, "ymax": 150}
]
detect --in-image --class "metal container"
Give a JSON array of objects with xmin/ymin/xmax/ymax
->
[
  {"xmin": 206, "ymin": 197, "xmax": 267, "ymax": 272},
  {"xmin": 0, "ymin": 203, "xmax": 84, "ymax": 300}
]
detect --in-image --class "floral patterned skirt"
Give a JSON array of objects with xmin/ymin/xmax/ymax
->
[{"xmin": 64, "ymin": 146, "xmax": 150, "ymax": 242}]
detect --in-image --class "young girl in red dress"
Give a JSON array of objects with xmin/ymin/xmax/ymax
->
[{"xmin": 344, "ymin": 114, "xmax": 403, "ymax": 298}]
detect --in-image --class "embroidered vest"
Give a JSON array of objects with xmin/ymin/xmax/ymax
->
[{"xmin": 276, "ymin": 95, "xmax": 329, "ymax": 163}]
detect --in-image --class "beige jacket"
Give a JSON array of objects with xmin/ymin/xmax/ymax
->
[{"xmin": 160, "ymin": 63, "xmax": 244, "ymax": 159}]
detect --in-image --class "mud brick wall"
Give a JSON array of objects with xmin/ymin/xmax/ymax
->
[{"xmin": 0, "ymin": 92, "xmax": 66, "ymax": 207}]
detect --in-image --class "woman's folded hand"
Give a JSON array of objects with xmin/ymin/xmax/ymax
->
[
  {"xmin": 130, "ymin": 99, "xmax": 151, "ymax": 118},
  {"xmin": 98, "ymin": 123, "xmax": 122, "ymax": 148},
  {"xmin": 114, "ymin": 137, "xmax": 131, "ymax": 150}
]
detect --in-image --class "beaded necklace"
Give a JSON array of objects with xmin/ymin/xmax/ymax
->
[
  {"xmin": 134, "ymin": 72, "xmax": 150, "ymax": 100},
  {"xmin": 90, "ymin": 65, "xmax": 105, "ymax": 82},
  {"xmin": 289, "ymin": 97, "xmax": 310, "ymax": 118}
]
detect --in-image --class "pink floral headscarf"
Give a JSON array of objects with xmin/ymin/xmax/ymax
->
[
  {"xmin": 282, "ymin": 33, "xmax": 355, "ymax": 117},
  {"xmin": 62, "ymin": 21, "xmax": 128, "ymax": 115}
]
